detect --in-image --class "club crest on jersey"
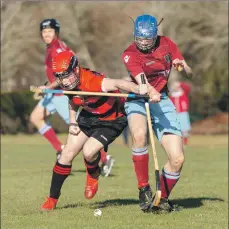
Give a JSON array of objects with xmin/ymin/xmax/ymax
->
[
  {"xmin": 124, "ymin": 55, "xmax": 130, "ymax": 63},
  {"xmin": 164, "ymin": 54, "xmax": 171, "ymax": 63},
  {"xmin": 56, "ymin": 48, "xmax": 63, "ymax": 53}
]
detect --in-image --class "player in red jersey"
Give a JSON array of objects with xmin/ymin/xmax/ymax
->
[
  {"xmin": 30, "ymin": 19, "xmax": 115, "ymax": 175},
  {"xmin": 170, "ymin": 81, "xmax": 192, "ymax": 146},
  {"xmin": 30, "ymin": 19, "xmax": 73, "ymax": 158},
  {"xmin": 122, "ymin": 14, "xmax": 192, "ymax": 213},
  {"xmin": 40, "ymin": 51, "xmax": 144, "ymax": 211}
]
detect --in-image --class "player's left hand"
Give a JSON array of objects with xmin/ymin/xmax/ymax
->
[
  {"xmin": 148, "ymin": 86, "xmax": 161, "ymax": 103},
  {"xmin": 173, "ymin": 59, "xmax": 184, "ymax": 71}
]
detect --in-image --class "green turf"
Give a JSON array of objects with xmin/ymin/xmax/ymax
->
[{"xmin": 1, "ymin": 134, "xmax": 228, "ymax": 229}]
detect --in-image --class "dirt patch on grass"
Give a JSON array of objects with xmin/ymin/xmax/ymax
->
[{"xmin": 191, "ymin": 112, "xmax": 228, "ymax": 135}]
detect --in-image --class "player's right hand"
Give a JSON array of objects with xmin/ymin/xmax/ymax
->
[
  {"xmin": 69, "ymin": 123, "xmax": 81, "ymax": 135},
  {"xmin": 139, "ymin": 84, "xmax": 148, "ymax": 95},
  {"xmin": 148, "ymin": 86, "xmax": 161, "ymax": 103},
  {"xmin": 39, "ymin": 85, "xmax": 49, "ymax": 89}
]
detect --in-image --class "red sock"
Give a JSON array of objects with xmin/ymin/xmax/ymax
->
[
  {"xmin": 100, "ymin": 149, "xmax": 108, "ymax": 164},
  {"xmin": 160, "ymin": 167, "xmax": 180, "ymax": 199},
  {"xmin": 183, "ymin": 137, "xmax": 188, "ymax": 145},
  {"xmin": 132, "ymin": 147, "xmax": 149, "ymax": 188},
  {"xmin": 43, "ymin": 128, "xmax": 62, "ymax": 152}
]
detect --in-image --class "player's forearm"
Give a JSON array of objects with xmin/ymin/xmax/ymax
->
[
  {"xmin": 135, "ymin": 73, "xmax": 155, "ymax": 90},
  {"xmin": 184, "ymin": 65, "xmax": 193, "ymax": 78},
  {"xmin": 102, "ymin": 78, "xmax": 139, "ymax": 94},
  {"xmin": 69, "ymin": 102, "xmax": 78, "ymax": 124},
  {"xmin": 115, "ymin": 79, "xmax": 139, "ymax": 93}
]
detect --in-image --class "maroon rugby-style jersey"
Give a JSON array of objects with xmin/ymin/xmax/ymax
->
[{"xmin": 122, "ymin": 36, "xmax": 184, "ymax": 92}]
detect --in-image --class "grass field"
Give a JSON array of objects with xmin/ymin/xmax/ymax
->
[{"xmin": 1, "ymin": 134, "xmax": 228, "ymax": 229}]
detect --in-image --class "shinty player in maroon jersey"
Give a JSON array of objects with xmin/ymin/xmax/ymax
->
[{"xmin": 122, "ymin": 14, "xmax": 192, "ymax": 213}]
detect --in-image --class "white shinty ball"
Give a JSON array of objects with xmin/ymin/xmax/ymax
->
[{"xmin": 94, "ymin": 209, "xmax": 102, "ymax": 217}]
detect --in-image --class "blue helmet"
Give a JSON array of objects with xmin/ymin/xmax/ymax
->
[{"xmin": 134, "ymin": 14, "xmax": 158, "ymax": 52}]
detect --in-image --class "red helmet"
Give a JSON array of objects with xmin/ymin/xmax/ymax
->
[{"xmin": 52, "ymin": 51, "xmax": 80, "ymax": 90}]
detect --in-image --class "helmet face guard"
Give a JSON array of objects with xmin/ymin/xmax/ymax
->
[
  {"xmin": 53, "ymin": 54, "xmax": 80, "ymax": 90},
  {"xmin": 134, "ymin": 15, "xmax": 158, "ymax": 52},
  {"xmin": 135, "ymin": 36, "xmax": 157, "ymax": 52}
]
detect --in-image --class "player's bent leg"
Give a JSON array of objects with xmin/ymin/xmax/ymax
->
[
  {"xmin": 161, "ymin": 134, "xmax": 184, "ymax": 173},
  {"xmin": 83, "ymin": 138, "xmax": 104, "ymax": 199},
  {"xmin": 100, "ymin": 148, "xmax": 115, "ymax": 177},
  {"xmin": 30, "ymin": 99, "xmax": 63, "ymax": 154},
  {"xmin": 30, "ymin": 102, "xmax": 50, "ymax": 129},
  {"xmin": 149, "ymin": 96, "xmax": 184, "ymax": 213},
  {"xmin": 40, "ymin": 132, "xmax": 88, "ymax": 211},
  {"xmin": 128, "ymin": 113, "xmax": 148, "ymax": 149},
  {"xmin": 155, "ymin": 134, "xmax": 184, "ymax": 213}
]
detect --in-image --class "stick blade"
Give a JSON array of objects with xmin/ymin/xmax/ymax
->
[{"xmin": 152, "ymin": 190, "xmax": 161, "ymax": 206}]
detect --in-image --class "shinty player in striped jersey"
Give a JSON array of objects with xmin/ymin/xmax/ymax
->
[{"xmin": 40, "ymin": 50, "xmax": 148, "ymax": 211}]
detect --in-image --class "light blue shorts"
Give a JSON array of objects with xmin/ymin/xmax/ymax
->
[
  {"xmin": 177, "ymin": 112, "xmax": 191, "ymax": 136},
  {"xmin": 124, "ymin": 93, "xmax": 182, "ymax": 142},
  {"xmin": 38, "ymin": 94, "xmax": 69, "ymax": 124}
]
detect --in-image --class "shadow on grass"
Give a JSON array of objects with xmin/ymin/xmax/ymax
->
[
  {"xmin": 60, "ymin": 196, "xmax": 225, "ymax": 210},
  {"xmin": 58, "ymin": 202, "xmax": 84, "ymax": 209},
  {"xmin": 92, "ymin": 197, "xmax": 225, "ymax": 209},
  {"xmin": 172, "ymin": 197, "xmax": 224, "ymax": 209},
  {"xmin": 70, "ymin": 169, "xmax": 116, "ymax": 177},
  {"xmin": 92, "ymin": 198, "xmax": 138, "ymax": 209},
  {"xmin": 71, "ymin": 169, "xmax": 86, "ymax": 173}
]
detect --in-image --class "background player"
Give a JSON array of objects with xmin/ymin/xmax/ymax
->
[
  {"xmin": 30, "ymin": 19, "xmax": 115, "ymax": 176},
  {"xmin": 169, "ymin": 81, "xmax": 192, "ymax": 146}
]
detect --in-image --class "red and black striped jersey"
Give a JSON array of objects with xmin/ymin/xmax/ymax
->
[{"xmin": 70, "ymin": 68, "xmax": 125, "ymax": 121}]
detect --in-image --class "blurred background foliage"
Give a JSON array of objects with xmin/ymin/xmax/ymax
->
[{"xmin": 1, "ymin": 1, "xmax": 228, "ymax": 134}]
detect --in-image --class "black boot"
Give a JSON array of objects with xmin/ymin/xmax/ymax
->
[
  {"xmin": 139, "ymin": 185, "xmax": 153, "ymax": 212},
  {"xmin": 151, "ymin": 197, "xmax": 178, "ymax": 213}
]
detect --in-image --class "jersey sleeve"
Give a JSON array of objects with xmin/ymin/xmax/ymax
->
[
  {"xmin": 81, "ymin": 71, "xmax": 104, "ymax": 92},
  {"xmin": 121, "ymin": 51, "xmax": 143, "ymax": 78},
  {"xmin": 56, "ymin": 41, "xmax": 75, "ymax": 55},
  {"xmin": 167, "ymin": 37, "xmax": 184, "ymax": 61}
]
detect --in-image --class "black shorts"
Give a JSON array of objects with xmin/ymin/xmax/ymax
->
[{"xmin": 77, "ymin": 110, "xmax": 127, "ymax": 147}]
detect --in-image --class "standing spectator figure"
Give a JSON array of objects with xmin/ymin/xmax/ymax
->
[{"xmin": 170, "ymin": 81, "xmax": 192, "ymax": 146}]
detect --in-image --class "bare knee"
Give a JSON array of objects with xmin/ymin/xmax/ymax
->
[
  {"xmin": 59, "ymin": 150, "xmax": 75, "ymax": 165},
  {"xmin": 170, "ymin": 154, "xmax": 185, "ymax": 171},
  {"xmin": 83, "ymin": 145, "xmax": 97, "ymax": 162},
  {"xmin": 30, "ymin": 109, "xmax": 44, "ymax": 125},
  {"xmin": 132, "ymin": 131, "xmax": 147, "ymax": 148},
  {"xmin": 30, "ymin": 111, "xmax": 37, "ymax": 124}
]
